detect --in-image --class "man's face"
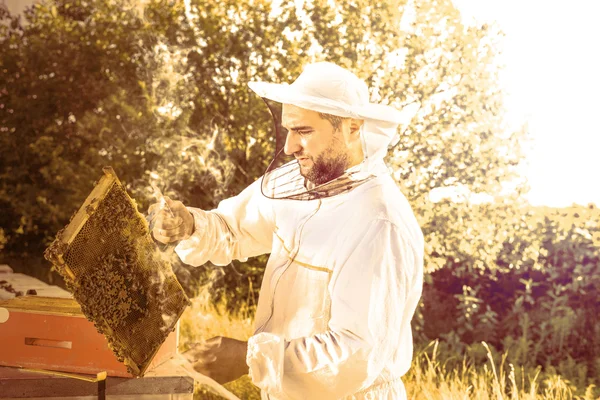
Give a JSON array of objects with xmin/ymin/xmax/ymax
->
[{"xmin": 281, "ymin": 104, "xmax": 351, "ymax": 185}]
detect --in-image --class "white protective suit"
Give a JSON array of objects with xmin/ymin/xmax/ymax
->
[{"xmin": 174, "ymin": 62, "xmax": 424, "ymax": 399}]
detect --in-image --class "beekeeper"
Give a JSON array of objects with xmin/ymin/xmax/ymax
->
[{"xmin": 150, "ymin": 62, "xmax": 424, "ymax": 400}]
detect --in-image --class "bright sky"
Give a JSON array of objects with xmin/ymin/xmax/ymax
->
[
  {"xmin": 4, "ymin": 0, "xmax": 599, "ymax": 207},
  {"xmin": 453, "ymin": 0, "xmax": 600, "ymax": 207}
]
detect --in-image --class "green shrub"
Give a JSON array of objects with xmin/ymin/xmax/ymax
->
[{"xmin": 419, "ymin": 203, "xmax": 600, "ymax": 384}]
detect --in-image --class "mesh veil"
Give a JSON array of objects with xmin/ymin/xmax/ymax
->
[{"xmin": 259, "ymin": 98, "xmax": 376, "ymax": 201}]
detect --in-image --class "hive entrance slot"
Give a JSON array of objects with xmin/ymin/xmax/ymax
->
[{"xmin": 25, "ymin": 338, "xmax": 73, "ymax": 349}]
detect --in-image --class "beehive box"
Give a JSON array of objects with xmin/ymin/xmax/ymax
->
[
  {"xmin": 43, "ymin": 167, "xmax": 190, "ymax": 377},
  {"xmin": 0, "ymin": 295, "xmax": 179, "ymax": 377}
]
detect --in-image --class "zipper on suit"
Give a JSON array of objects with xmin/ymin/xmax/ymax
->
[{"xmin": 254, "ymin": 199, "xmax": 322, "ymax": 335}]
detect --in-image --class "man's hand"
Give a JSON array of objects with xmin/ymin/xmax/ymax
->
[
  {"xmin": 183, "ymin": 336, "xmax": 249, "ymax": 384},
  {"xmin": 148, "ymin": 197, "xmax": 194, "ymax": 244}
]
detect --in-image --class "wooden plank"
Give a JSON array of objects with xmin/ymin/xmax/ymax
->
[
  {"xmin": 0, "ymin": 359, "xmax": 194, "ymax": 398},
  {"xmin": 0, "ymin": 372, "xmax": 99, "ymax": 397},
  {"xmin": 60, "ymin": 167, "xmax": 117, "ymax": 247},
  {"xmin": 1, "ymin": 396, "xmax": 193, "ymax": 400},
  {"xmin": 0, "ymin": 375, "xmax": 193, "ymax": 397},
  {"xmin": 105, "ymin": 376, "xmax": 194, "ymax": 396},
  {"xmin": 0, "ymin": 296, "xmax": 82, "ymax": 315}
]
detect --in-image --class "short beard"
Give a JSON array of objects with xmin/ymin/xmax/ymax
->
[{"xmin": 302, "ymin": 150, "xmax": 348, "ymax": 186}]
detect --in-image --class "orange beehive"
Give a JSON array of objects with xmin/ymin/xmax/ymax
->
[{"xmin": 0, "ymin": 296, "xmax": 178, "ymax": 377}]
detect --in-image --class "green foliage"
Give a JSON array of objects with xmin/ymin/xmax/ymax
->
[
  {"xmin": 1, "ymin": 0, "xmax": 150, "ymax": 256},
  {"xmin": 418, "ymin": 203, "xmax": 600, "ymax": 385}
]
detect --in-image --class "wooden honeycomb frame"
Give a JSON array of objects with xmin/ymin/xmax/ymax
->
[{"xmin": 44, "ymin": 167, "xmax": 190, "ymax": 377}]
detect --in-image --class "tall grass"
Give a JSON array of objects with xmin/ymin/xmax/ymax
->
[
  {"xmin": 179, "ymin": 288, "xmax": 261, "ymax": 399},
  {"xmin": 179, "ymin": 291, "xmax": 599, "ymax": 400},
  {"xmin": 179, "ymin": 288, "xmax": 255, "ymax": 350},
  {"xmin": 405, "ymin": 341, "xmax": 598, "ymax": 400}
]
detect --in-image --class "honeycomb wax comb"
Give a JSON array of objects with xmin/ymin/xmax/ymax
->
[{"xmin": 44, "ymin": 167, "xmax": 190, "ymax": 377}]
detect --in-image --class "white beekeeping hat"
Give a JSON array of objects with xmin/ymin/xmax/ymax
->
[{"xmin": 249, "ymin": 62, "xmax": 419, "ymax": 200}]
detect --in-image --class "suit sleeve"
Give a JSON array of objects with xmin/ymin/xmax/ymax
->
[{"xmin": 175, "ymin": 178, "xmax": 275, "ymax": 266}]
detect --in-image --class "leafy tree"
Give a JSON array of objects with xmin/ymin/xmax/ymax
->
[
  {"xmin": 1, "ymin": 0, "xmax": 524, "ymax": 301},
  {"xmin": 1, "ymin": 0, "xmax": 147, "ymax": 258}
]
